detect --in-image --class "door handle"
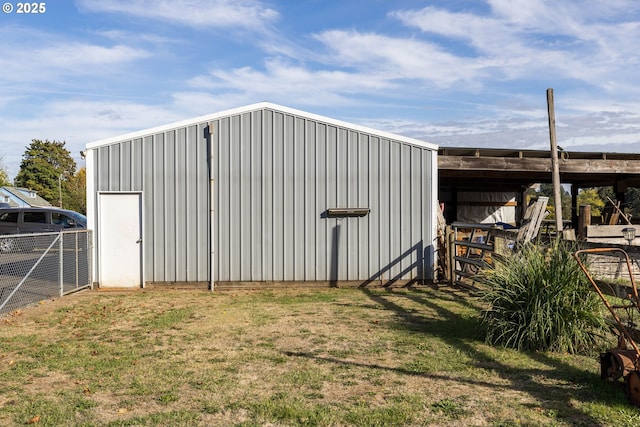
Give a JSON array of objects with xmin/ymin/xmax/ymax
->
[{"xmin": 136, "ymin": 239, "xmax": 142, "ymax": 244}]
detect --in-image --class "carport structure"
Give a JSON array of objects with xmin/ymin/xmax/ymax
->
[{"xmin": 438, "ymin": 147, "xmax": 640, "ymax": 227}]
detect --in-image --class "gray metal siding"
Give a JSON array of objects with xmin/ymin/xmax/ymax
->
[
  {"xmin": 212, "ymin": 108, "xmax": 435, "ymax": 283},
  {"xmin": 92, "ymin": 105, "xmax": 435, "ymax": 285},
  {"xmin": 93, "ymin": 124, "xmax": 210, "ymax": 283}
]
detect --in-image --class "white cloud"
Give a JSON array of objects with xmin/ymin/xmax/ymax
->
[
  {"xmin": 0, "ymin": 27, "xmax": 150, "ymax": 89},
  {"xmin": 0, "ymin": 99, "xmax": 185, "ymax": 177},
  {"xmin": 390, "ymin": 6, "xmax": 578, "ymax": 82},
  {"xmin": 39, "ymin": 43, "xmax": 149, "ymax": 70},
  {"xmin": 314, "ymin": 30, "xmax": 483, "ymax": 88},
  {"xmin": 76, "ymin": 0, "xmax": 279, "ymax": 31},
  {"xmin": 187, "ymin": 58, "xmax": 401, "ymax": 107},
  {"xmin": 93, "ymin": 29, "xmax": 181, "ymax": 45},
  {"xmin": 389, "ymin": 1, "xmax": 640, "ymax": 91},
  {"xmin": 363, "ymin": 106, "xmax": 640, "ymax": 154}
]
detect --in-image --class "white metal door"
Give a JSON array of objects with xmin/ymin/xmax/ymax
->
[{"xmin": 98, "ymin": 193, "xmax": 142, "ymax": 288}]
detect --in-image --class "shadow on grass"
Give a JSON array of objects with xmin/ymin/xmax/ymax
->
[
  {"xmin": 287, "ymin": 286, "xmax": 626, "ymax": 425},
  {"xmin": 377, "ymin": 287, "xmax": 633, "ymax": 421},
  {"xmin": 283, "ymin": 350, "xmax": 519, "ymax": 392}
]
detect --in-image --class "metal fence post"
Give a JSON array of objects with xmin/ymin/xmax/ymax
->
[
  {"xmin": 59, "ymin": 231, "xmax": 64, "ymax": 297},
  {"xmin": 89, "ymin": 231, "xmax": 94, "ymax": 290},
  {"xmin": 75, "ymin": 232, "xmax": 79, "ymax": 290}
]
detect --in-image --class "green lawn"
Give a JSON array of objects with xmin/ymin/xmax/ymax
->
[{"xmin": 0, "ymin": 286, "xmax": 638, "ymax": 426}]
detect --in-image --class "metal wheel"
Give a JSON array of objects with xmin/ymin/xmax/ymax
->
[
  {"xmin": 0, "ymin": 237, "xmax": 16, "ymax": 252},
  {"xmin": 625, "ymin": 371, "xmax": 640, "ymax": 407}
]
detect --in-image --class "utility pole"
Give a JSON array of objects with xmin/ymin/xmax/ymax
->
[
  {"xmin": 58, "ymin": 174, "xmax": 63, "ymax": 208},
  {"xmin": 547, "ymin": 88, "xmax": 564, "ymax": 237}
]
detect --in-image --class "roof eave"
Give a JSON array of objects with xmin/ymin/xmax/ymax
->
[{"xmin": 85, "ymin": 102, "xmax": 437, "ymax": 152}]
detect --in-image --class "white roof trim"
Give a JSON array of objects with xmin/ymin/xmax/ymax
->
[{"xmin": 86, "ymin": 102, "xmax": 438, "ymax": 151}]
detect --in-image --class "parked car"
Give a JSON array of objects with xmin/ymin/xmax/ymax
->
[{"xmin": 0, "ymin": 207, "xmax": 87, "ymax": 252}]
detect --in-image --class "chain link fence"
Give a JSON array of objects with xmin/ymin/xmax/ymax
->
[
  {"xmin": 578, "ymin": 245, "xmax": 640, "ymax": 283},
  {"xmin": 0, "ymin": 230, "xmax": 92, "ymax": 316}
]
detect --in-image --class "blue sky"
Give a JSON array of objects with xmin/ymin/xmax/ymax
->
[{"xmin": 1, "ymin": 0, "xmax": 640, "ymax": 177}]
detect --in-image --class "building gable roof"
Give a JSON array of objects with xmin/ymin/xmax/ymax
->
[
  {"xmin": 86, "ymin": 102, "xmax": 438, "ymax": 151},
  {"xmin": 0, "ymin": 186, "xmax": 52, "ymax": 207}
]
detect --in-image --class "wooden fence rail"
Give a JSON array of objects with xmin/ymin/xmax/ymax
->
[
  {"xmin": 445, "ymin": 225, "xmax": 640, "ymax": 290},
  {"xmin": 448, "ymin": 222, "xmax": 503, "ymax": 288}
]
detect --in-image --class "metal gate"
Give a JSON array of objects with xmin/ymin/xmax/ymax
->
[{"xmin": 0, "ymin": 230, "xmax": 92, "ymax": 316}]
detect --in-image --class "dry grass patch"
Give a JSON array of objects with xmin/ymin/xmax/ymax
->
[{"xmin": 0, "ymin": 286, "xmax": 638, "ymax": 426}]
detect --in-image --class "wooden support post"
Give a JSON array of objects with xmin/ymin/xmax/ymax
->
[
  {"xmin": 447, "ymin": 229, "xmax": 455, "ymax": 284},
  {"xmin": 547, "ymin": 88, "xmax": 564, "ymax": 237},
  {"xmin": 578, "ymin": 205, "xmax": 591, "ymax": 239},
  {"xmin": 571, "ymin": 184, "xmax": 579, "ymax": 231},
  {"xmin": 493, "ymin": 232, "xmax": 508, "ymax": 257}
]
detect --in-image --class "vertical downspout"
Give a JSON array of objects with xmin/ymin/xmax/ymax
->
[
  {"xmin": 85, "ymin": 149, "xmax": 97, "ymax": 288},
  {"xmin": 209, "ymin": 122, "xmax": 215, "ymax": 291}
]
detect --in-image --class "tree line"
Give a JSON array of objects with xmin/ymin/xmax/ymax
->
[
  {"xmin": 0, "ymin": 139, "xmax": 86, "ymax": 214},
  {"xmin": 530, "ymin": 183, "xmax": 640, "ymax": 223}
]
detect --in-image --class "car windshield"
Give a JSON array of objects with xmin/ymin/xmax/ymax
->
[{"xmin": 65, "ymin": 211, "xmax": 87, "ymax": 226}]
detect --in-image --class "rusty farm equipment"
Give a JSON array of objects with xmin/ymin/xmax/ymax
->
[{"xmin": 574, "ymin": 247, "xmax": 640, "ymax": 406}]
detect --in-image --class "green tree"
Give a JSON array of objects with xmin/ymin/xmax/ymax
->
[
  {"xmin": 597, "ymin": 186, "xmax": 638, "ymax": 223},
  {"xmin": 15, "ymin": 139, "xmax": 77, "ymax": 206},
  {"xmin": 624, "ymin": 187, "xmax": 640, "ymax": 221},
  {"xmin": 538, "ymin": 183, "xmax": 572, "ymax": 220},
  {"xmin": 0, "ymin": 156, "xmax": 10, "ymax": 187},
  {"xmin": 577, "ymin": 188, "xmax": 605, "ymax": 216},
  {"xmin": 597, "ymin": 186, "xmax": 614, "ymax": 203},
  {"xmin": 64, "ymin": 168, "xmax": 86, "ymax": 214}
]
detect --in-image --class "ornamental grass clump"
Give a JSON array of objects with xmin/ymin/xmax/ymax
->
[{"xmin": 479, "ymin": 239, "xmax": 608, "ymax": 354}]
